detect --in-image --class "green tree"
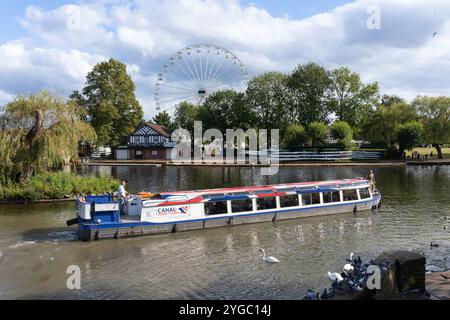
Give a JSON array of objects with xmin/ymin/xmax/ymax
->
[
  {"xmin": 287, "ymin": 63, "xmax": 331, "ymax": 125},
  {"xmin": 412, "ymin": 96, "xmax": 450, "ymax": 159},
  {"xmin": 200, "ymin": 90, "xmax": 256, "ymax": 132},
  {"xmin": 307, "ymin": 121, "xmax": 329, "ymax": 147},
  {"xmin": 361, "ymin": 102, "xmax": 418, "ymax": 149},
  {"xmin": 282, "ymin": 124, "xmax": 307, "ymax": 149},
  {"xmin": 381, "ymin": 94, "xmax": 405, "ymax": 106},
  {"xmin": 397, "ymin": 121, "xmax": 424, "ymax": 155},
  {"xmin": 0, "ymin": 91, "xmax": 96, "ymax": 183},
  {"xmin": 74, "ymin": 58, "xmax": 144, "ymax": 147},
  {"xmin": 173, "ymin": 102, "xmax": 201, "ymax": 134},
  {"xmin": 246, "ymin": 72, "xmax": 290, "ymax": 133},
  {"xmin": 327, "ymin": 67, "xmax": 379, "ymax": 128},
  {"xmin": 331, "ymin": 121, "xmax": 354, "ymax": 150},
  {"xmin": 152, "ymin": 111, "xmax": 173, "ymax": 130}
]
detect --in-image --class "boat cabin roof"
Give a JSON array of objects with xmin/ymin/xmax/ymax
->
[{"xmin": 156, "ymin": 178, "xmax": 370, "ymax": 204}]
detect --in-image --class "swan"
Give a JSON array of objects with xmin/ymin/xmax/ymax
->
[
  {"xmin": 328, "ymin": 271, "xmax": 344, "ymax": 283},
  {"xmin": 346, "ymin": 252, "xmax": 354, "ymax": 263},
  {"xmin": 343, "ymin": 263, "xmax": 355, "ymax": 273},
  {"xmin": 259, "ymin": 248, "xmax": 280, "ymax": 263}
]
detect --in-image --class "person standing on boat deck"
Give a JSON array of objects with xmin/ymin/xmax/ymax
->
[
  {"xmin": 118, "ymin": 180, "xmax": 129, "ymax": 215},
  {"xmin": 368, "ymin": 170, "xmax": 376, "ymax": 191}
]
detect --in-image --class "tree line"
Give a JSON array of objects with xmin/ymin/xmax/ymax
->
[{"xmin": 1, "ymin": 58, "xmax": 450, "ymax": 184}]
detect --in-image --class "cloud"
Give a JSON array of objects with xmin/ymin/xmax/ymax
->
[{"xmin": 1, "ymin": 0, "xmax": 450, "ymax": 118}]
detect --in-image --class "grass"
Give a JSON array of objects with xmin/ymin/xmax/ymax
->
[
  {"xmin": 405, "ymin": 147, "xmax": 450, "ymax": 159},
  {"xmin": 0, "ymin": 172, "xmax": 119, "ymax": 202}
]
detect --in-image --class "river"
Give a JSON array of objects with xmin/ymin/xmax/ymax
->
[{"xmin": 0, "ymin": 165, "xmax": 449, "ymax": 299}]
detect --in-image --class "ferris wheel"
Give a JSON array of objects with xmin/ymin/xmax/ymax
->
[{"xmin": 155, "ymin": 44, "xmax": 249, "ymax": 112}]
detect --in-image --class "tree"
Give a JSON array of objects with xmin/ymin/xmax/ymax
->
[
  {"xmin": 173, "ymin": 102, "xmax": 200, "ymax": 134},
  {"xmin": 74, "ymin": 58, "xmax": 144, "ymax": 147},
  {"xmin": 282, "ymin": 124, "xmax": 307, "ymax": 149},
  {"xmin": 360, "ymin": 102, "xmax": 418, "ymax": 149},
  {"xmin": 287, "ymin": 63, "xmax": 331, "ymax": 125},
  {"xmin": 412, "ymin": 96, "xmax": 450, "ymax": 159},
  {"xmin": 152, "ymin": 111, "xmax": 173, "ymax": 130},
  {"xmin": 381, "ymin": 94, "xmax": 405, "ymax": 107},
  {"xmin": 200, "ymin": 90, "xmax": 256, "ymax": 132},
  {"xmin": 331, "ymin": 121, "xmax": 354, "ymax": 150},
  {"xmin": 327, "ymin": 67, "xmax": 379, "ymax": 128},
  {"xmin": 0, "ymin": 91, "xmax": 96, "ymax": 183},
  {"xmin": 307, "ymin": 122, "xmax": 329, "ymax": 147},
  {"xmin": 397, "ymin": 121, "xmax": 424, "ymax": 155},
  {"xmin": 246, "ymin": 72, "xmax": 290, "ymax": 133}
]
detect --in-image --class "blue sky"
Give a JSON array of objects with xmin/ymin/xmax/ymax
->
[{"xmin": 0, "ymin": 0, "xmax": 449, "ymax": 118}]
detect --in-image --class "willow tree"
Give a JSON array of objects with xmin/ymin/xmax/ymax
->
[{"xmin": 0, "ymin": 91, "xmax": 96, "ymax": 183}]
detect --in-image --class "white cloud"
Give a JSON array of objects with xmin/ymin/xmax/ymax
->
[{"xmin": 1, "ymin": 0, "xmax": 450, "ymax": 117}]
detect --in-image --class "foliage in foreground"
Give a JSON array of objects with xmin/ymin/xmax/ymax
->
[{"xmin": 0, "ymin": 172, "xmax": 119, "ymax": 202}]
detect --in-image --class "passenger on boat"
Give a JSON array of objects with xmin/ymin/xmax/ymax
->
[
  {"xmin": 368, "ymin": 170, "xmax": 376, "ymax": 191},
  {"xmin": 118, "ymin": 180, "xmax": 129, "ymax": 215}
]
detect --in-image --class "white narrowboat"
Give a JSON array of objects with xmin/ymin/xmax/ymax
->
[{"xmin": 69, "ymin": 178, "xmax": 381, "ymax": 241}]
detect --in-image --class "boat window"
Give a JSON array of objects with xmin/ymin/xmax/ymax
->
[
  {"xmin": 205, "ymin": 201, "xmax": 228, "ymax": 215},
  {"xmin": 311, "ymin": 193, "xmax": 321, "ymax": 204},
  {"xmin": 256, "ymin": 197, "xmax": 277, "ymax": 210},
  {"xmin": 343, "ymin": 189, "xmax": 358, "ymax": 201},
  {"xmin": 359, "ymin": 188, "xmax": 371, "ymax": 199},
  {"xmin": 231, "ymin": 199, "xmax": 253, "ymax": 213},
  {"xmin": 302, "ymin": 193, "xmax": 321, "ymax": 205},
  {"xmin": 323, "ymin": 191, "xmax": 340, "ymax": 203},
  {"xmin": 280, "ymin": 195, "xmax": 299, "ymax": 208},
  {"xmin": 302, "ymin": 193, "xmax": 312, "ymax": 206}
]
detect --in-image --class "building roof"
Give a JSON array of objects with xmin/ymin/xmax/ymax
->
[{"xmin": 147, "ymin": 123, "xmax": 171, "ymax": 138}]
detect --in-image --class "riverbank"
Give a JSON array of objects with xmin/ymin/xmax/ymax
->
[
  {"xmin": 0, "ymin": 172, "xmax": 119, "ymax": 203},
  {"xmin": 84, "ymin": 159, "xmax": 408, "ymax": 167}
]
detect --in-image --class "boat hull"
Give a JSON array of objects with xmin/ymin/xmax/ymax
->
[{"xmin": 78, "ymin": 195, "xmax": 381, "ymax": 241}]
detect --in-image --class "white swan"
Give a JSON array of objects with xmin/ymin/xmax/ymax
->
[
  {"xmin": 328, "ymin": 271, "xmax": 344, "ymax": 283},
  {"xmin": 260, "ymin": 248, "xmax": 280, "ymax": 263},
  {"xmin": 343, "ymin": 263, "xmax": 355, "ymax": 273}
]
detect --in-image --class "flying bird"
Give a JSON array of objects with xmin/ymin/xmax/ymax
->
[{"xmin": 433, "ymin": 32, "xmax": 437, "ymax": 38}]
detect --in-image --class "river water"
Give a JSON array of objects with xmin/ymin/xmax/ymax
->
[{"xmin": 0, "ymin": 165, "xmax": 449, "ymax": 299}]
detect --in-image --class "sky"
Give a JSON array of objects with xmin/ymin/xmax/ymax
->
[{"xmin": 0, "ymin": 0, "xmax": 449, "ymax": 119}]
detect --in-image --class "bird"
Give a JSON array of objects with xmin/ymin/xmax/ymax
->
[
  {"xmin": 320, "ymin": 288, "xmax": 331, "ymax": 300},
  {"xmin": 328, "ymin": 271, "xmax": 344, "ymax": 283},
  {"xmin": 430, "ymin": 241, "xmax": 439, "ymax": 248},
  {"xmin": 433, "ymin": 32, "xmax": 438, "ymax": 38},
  {"xmin": 259, "ymin": 248, "xmax": 280, "ymax": 263},
  {"xmin": 346, "ymin": 252, "xmax": 354, "ymax": 263},
  {"xmin": 343, "ymin": 263, "xmax": 355, "ymax": 273}
]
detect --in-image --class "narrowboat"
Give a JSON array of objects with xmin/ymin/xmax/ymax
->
[{"xmin": 68, "ymin": 178, "xmax": 381, "ymax": 241}]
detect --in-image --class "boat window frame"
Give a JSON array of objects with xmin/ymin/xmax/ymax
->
[
  {"xmin": 322, "ymin": 190, "xmax": 341, "ymax": 204},
  {"xmin": 255, "ymin": 196, "xmax": 278, "ymax": 211},
  {"xmin": 358, "ymin": 187, "xmax": 371, "ymax": 200},
  {"xmin": 343, "ymin": 188, "xmax": 359, "ymax": 202},
  {"xmin": 279, "ymin": 194, "xmax": 300, "ymax": 208},
  {"xmin": 230, "ymin": 198, "xmax": 254, "ymax": 214},
  {"xmin": 204, "ymin": 200, "xmax": 229, "ymax": 215}
]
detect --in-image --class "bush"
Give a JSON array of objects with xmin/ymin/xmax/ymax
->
[
  {"xmin": 282, "ymin": 124, "xmax": 307, "ymax": 149},
  {"xmin": 331, "ymin": 121, "xmax": 354, "ymax": 150},
  {"xmin": 0, "ymin": 172, "xmax": 119, "ymax": 202},
  {"xmin": 307, "ymin": 122, "xmax": 329, "ymax": 147}
]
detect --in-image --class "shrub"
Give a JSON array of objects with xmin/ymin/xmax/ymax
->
[
  {"xmin": 307, "ymin": 122, "xmax": 329, "ymax": 147},
  {"xmin": 283, "ymin": 124, "xmax": 308, "ymax": 149},
  {"xmin": 331, "ymin": 121, "xmax": 354, "ymax": 150}
]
